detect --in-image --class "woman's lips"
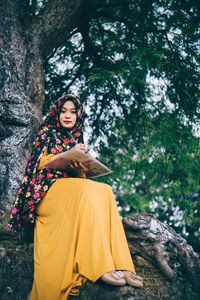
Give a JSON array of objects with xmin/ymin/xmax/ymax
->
[{"xmin": 64, "ymin": 121, "xmax": 71, "ymax": 124}]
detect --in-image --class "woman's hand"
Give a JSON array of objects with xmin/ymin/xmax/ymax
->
[
  {"xmin": 65, "ymin": 160, "xmax": 89, "ymax": 178},
  {"xmin": 73, "ymin": 143, "xmax": 87, "ymax": 153}
]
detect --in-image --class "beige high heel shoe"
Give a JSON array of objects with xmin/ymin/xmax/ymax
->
[{"xmin": 101, "ymin": 270, "xmax": 126, "ymax": 286}]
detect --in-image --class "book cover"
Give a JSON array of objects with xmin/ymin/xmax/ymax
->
[{"xmin": 42, "ymin": 148, "xmax": 113, "ymax": 178}]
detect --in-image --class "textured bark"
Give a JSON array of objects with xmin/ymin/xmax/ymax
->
[
  {"xmin": 27, "ymin": 0, "xmax": 83, "ymax": 58},
  {"xmin": 0, "ymin": 0, "xmax": 83, "ymax": 230},
  {"xmin": 122, "ymin": 214, "xmax": 200, "ymax": 292}
]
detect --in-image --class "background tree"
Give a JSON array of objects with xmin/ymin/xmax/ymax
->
[{"xmin": 0, "ymin": 0, "xmax": 199, "ymax": 251}]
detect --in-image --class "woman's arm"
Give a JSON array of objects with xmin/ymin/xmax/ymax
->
[
  {"xmin": 38, "ymin": 146, "xmax": 90, "ymax": 178},
  {"xmin": 38, "ymin": 147, "xmax": 61, "ymax": 170}
]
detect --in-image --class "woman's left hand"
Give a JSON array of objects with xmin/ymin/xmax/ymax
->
[
  {"xmin": 65, "ymin": 160, "xmax": 89, "ymax": 178},
  {"xmin": 74, "ymin": 143, "xmax": 87, "ymax": 152}
]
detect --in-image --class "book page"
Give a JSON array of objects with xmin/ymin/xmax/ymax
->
[{"xmin": 42, "ymin": 148, "xmax": 113, "ymax": 178}]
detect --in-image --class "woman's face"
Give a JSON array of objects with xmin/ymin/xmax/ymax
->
[{"xmin": 59, "ymin": 101, "xmax": 77, "ymax": 129}]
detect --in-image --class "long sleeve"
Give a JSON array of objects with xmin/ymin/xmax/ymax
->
[{"xmin": 38, "ymin": 147, "xmax": 61, "ymax": 170}]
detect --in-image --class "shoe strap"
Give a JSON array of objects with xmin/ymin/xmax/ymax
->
[{"xmin": 112, "ymin": 271, "xmax": 124, "ymax": 279}]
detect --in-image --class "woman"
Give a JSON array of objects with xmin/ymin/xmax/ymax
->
[{"xmin": 8, "ymin": 94, "xmax": 143, "ymax": 300}]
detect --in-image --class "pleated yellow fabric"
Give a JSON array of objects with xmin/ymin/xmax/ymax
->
[{"xmin": 29, "ymin": 157, "xmax": 136, "ymax": 300}]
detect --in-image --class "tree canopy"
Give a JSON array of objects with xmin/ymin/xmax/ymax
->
[{"xmin": 31, "ymin": 0, "xmax": 200, "ymax": 251}]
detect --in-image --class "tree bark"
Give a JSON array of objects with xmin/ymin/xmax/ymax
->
[
  {"xmin": 122, "ymin": 214, "xmax": 200, "ymax": 292},
  {"xmin": 0, "ymin": 0, "xmax": 83, "ymax": 230},
  {"xmin": 26, "ymin": 0, "xmax": 83, "ymax": 58}
]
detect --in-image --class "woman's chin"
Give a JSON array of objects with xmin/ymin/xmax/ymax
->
[{"xmin": 61, "ymin": 124, "xmax": 74, "ymax": 129}]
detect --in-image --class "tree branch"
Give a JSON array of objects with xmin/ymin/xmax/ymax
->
[
  {"xmin": 19, "ymin": 0, "xmax": 32, "ymax": 26},
  {"xmin": 26, "ymin": 0, "xmax": 84, "ymax": 58},
  {"xmin": 89, "ymin": 0, "xmax": 134, "ymax": 10},
  {"xmin": 65, "ymin": 51, "xmax": 87, "ymax": 90},
  {"xmin": 80, "ymin": 20, "xmax": 128, "ymax": 72}
]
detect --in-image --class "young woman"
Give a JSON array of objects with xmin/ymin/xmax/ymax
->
[{"xmin": 8, "ymin": 94, "xmax": 143, "ymax": 299}]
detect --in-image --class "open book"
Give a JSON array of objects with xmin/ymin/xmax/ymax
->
[{"xmin": 42, "ymin": 148, "xmax": 113, "ymax": 178}]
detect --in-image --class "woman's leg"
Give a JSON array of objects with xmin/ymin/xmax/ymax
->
[
  {"xmin": 73, "ymin": 179, "xmax": 136, "ymax": 276},
  {"xmin": 105, "ymin": 184, "xmax": 136, "ymax": 274}
]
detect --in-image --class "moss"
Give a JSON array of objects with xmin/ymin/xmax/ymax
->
[{"xmin": 0, "ymin": 239, "xmax": 33, "ymax": 300}]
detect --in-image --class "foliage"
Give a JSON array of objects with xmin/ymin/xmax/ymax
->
[
  {"xmin": 43, "ymin": 0, "xmax": 200, "ymax": 120},
  {"xmin": 32, "ymin": 1, "xmax": 200, "ymax": 250},
  {"xmin": 97, "ymin": 110, "xmax": 200, "ymax": 252}
]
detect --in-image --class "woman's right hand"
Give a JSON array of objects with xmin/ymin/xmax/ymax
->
[
  {"xmin": 73, "ymin": 143, "xmax": 87, "ymax": 152},
  {"xmin": 65, "ymin": 160, "xmax": 89, "ymax": 178}
]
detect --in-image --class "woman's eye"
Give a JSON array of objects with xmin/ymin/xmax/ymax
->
[{"xmin": 60, "ymin": 110, "xmax": 76, "ymax": 114}]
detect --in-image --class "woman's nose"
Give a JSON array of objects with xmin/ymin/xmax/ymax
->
[{"xmin": 65, "ymin": 112, "xmax": 71, "ymax": 118}]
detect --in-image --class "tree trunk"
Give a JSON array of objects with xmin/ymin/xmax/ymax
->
[
  {"xmin": 0, "ymin": 0, "xmax": 43, "ymax": 222},
  {"xmin": 0, "ymin": 0, "xmax": 83, "ymax": 231}
]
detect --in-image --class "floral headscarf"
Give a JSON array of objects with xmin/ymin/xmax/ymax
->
[{"xmin": 8, "ymin": 94, "xmax": 83, "ymax": 233}]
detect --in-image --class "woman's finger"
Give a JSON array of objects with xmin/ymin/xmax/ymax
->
[
  {"xmin": 66, "ymin": 160, "xmax": 77, "ymax": 169},
  {"xmin": 83, "ymin": 160, "xmax": 93, "ymax": 168},
  {"xmin": 74, "ymin": 143, "xmax": 87, "ymax": 152},
  {"xmin": 79, "ymin": 162, "xmax": 89, "ymax": 172},
  {"xmin": 73, "ymin": 161, "xmax": 79, "ymax": 168}
]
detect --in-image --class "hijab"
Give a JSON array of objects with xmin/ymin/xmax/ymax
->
[{"xmin": 8, "ymin": 94, "xmax": 83, "ymax": 233}]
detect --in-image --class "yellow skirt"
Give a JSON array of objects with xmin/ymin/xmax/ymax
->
[{"xmin": 29, "ymin": 178, "xmax": 135, "ymax": 300}]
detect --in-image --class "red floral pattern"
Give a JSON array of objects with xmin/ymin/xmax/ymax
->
[{"xmin": 8, "ymin": 94, "xmax": 83, "ymax": 233}]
